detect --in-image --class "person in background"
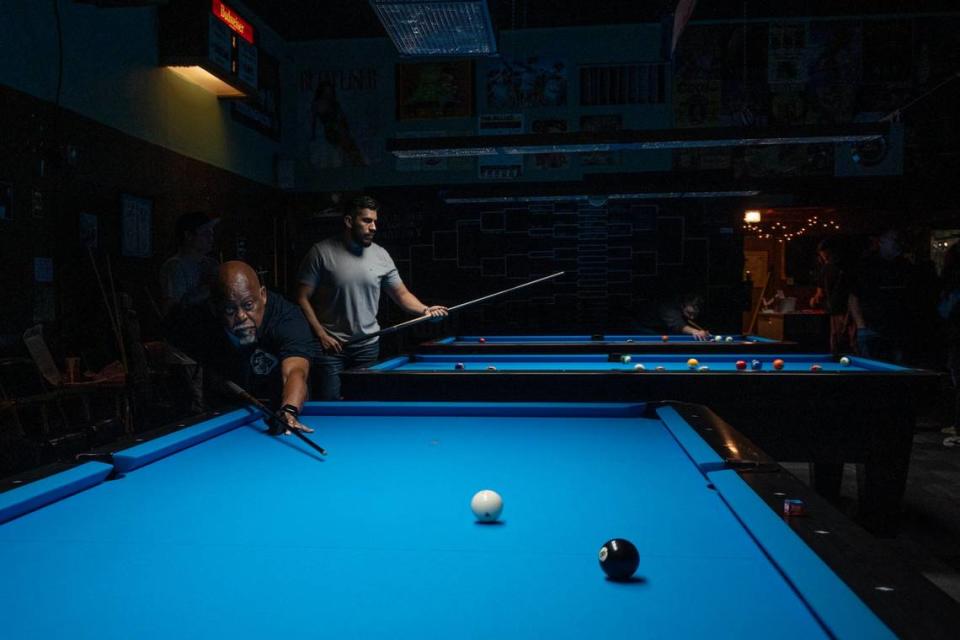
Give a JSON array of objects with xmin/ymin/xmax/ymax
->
[
  {"xmin": 158, "ymin": 211, "xmax": 219, "ymax": 414},
  {"xmin": 158, "ymin": 212, "xmax": 219, "ymax": 319},
  {"xmin": 657, "ymin": 292, "xmax": 711, "ymax": 340},
  {"xmin": 848, "ymin": 229, "xmax": 918, "ymax": 363},
  {"xmin": 939, "ymin": 243, "xmax": 960, "ymax": 445},
  {"xmin": 809, "ymin": 237, "xmax": 853, "ymax": 354},
  {"xmin": 297, "ymin": 195, "xmax": 448, "ymax": 400}
]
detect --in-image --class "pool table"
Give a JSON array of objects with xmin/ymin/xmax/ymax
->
[
  {"xmin": 4, "ymin": 401, "xmax": 955, "ymax": 639},
  {"xmin": 418, "ymin": 333, "xmax": 800, "ymax": 354},
  {"xmin": 343, "ymin": 353, "xmax": 940, "ymax": 534}
]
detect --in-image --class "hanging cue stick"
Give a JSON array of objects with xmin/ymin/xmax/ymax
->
[
  {"xmin": 343, "ymin": 271, "xmax": 566, "ymax": 346},
  {"xmin": 104, "ymin": 253, "xmax": 128, "ymax": 373},
  {"xmin": 87, "ymin": 247, "xmax": 126, "ymax": 373},
  {"xmin": 225, "ymin": 381, "xmax": 327, "ymax": 456}
]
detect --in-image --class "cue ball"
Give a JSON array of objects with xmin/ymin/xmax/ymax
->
[
  {"xmin": 486, "ymin": 365, "xmax": 497, "ymax": 371},
  {"xmin": 698, "ymin": 365, "xmax": 710, "ymax": 372},
  {"xmin": 751, "ymin": 359, "xmax": 763, "ymax": 371},
  {"xmin": 621, "ymin": 355, "xmax": 632, "ymax": 364},
  {"xmin": 454, "ymin": 362, "xmax": 465, "ymax": 370},
  {"xmin": 725, "ymin": 336, "xmax": 734, "ymax": 342},
  {"xmin": 687, "ymin": 358, "xmax": 699, "ymax": 369},
  {"xmin": 598, "ymin": 538, "xmax": 640, "ymax": 581},
  {"xmin": 471, "ymin": 490, "xmax": 503, "ymax": 522},
  {"xmin": 735, "ymin": 360, "xmax": 747, "ymax": 370},
  {"xmin": 655, "ymin": 366, "xmax": 666, "ymax": 371},
  {"xmin": 773, "ymin": 359, "xmax": 785, "ymax": 370},
  {"xmin": 839, "ymin": 356, "xmax": 850, "ymax": 366},
  {"xmin": 714, "ymin": 336, "xmax": 723, "ymax": 342},
  {"xmin": 633, "ymin": 364, "xmax": 646, "ymax": 372}
]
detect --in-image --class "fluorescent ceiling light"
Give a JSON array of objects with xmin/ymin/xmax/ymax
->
[
  {"xmin": 388, "ymin": 123, "xmax": 890, "ymax": 157},
  {"xmin": 444, "ymin": 191, "xmax": 760, "ymax": 204},
  {"xmin": 370, "ymin": 0, "xmax": 496, "ymax": 56}
]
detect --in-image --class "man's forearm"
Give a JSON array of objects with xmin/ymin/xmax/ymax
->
[
  {"xmin": 396, "ymin": 290, "xmax": 429, "ymax": 315},
  {"xmin": 281, "ymin": 359, "xmax": 309, "ymax": 410},
  {"xmin": 297, "ymin": 290, "xmax": 327, "ymax": 337}
]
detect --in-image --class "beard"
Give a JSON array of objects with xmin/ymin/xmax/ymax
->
[{"xmin": 233, "ymin": 325, "xmax": 257, "ymax": 345}]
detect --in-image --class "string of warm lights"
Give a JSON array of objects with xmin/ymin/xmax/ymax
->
[{"xmin": 743, "ymin": 213, "xmax": 841, "ymax": 242}]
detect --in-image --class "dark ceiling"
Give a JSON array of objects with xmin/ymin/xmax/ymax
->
[{"xmin": 240, "ymin": 0, "xmax": 960, "ymax": 43}]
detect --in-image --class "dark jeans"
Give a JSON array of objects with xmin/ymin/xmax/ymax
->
[{"xmin": 312, "ymin": 340, "xmax": 380, "ymax": 400}]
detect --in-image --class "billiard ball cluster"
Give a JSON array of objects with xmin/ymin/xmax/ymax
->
[{"xmin": 472, "ymin": 491, "xmax": 640, "ymax": 580}]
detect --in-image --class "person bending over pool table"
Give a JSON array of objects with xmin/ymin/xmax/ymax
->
[
  {"xmin": 657, "ymin": 292, "xmax": 711, "ymax": 341},
  {"xmin": 172, "ymin": 261, "xmax": 316, "ymax": 435}
]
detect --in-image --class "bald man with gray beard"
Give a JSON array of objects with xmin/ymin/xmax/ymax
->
[{"xmin": 172, "ymin": 261, "xmax": 317, "ymax": 434}]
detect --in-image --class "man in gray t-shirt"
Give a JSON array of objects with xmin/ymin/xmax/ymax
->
[{"xmin": 297, "ymin": 195, "xmax": 447, "ymax": 399}]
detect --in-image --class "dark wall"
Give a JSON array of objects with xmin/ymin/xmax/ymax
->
[
  {"xmin": 287, "ymin": 190, "xmax": 745, "ymax": 347},
  {"xmin": 0, "ymin": 84, "xmax": 283, "ymax": 363}
]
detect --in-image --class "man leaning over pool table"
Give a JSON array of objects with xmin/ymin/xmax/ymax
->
[{"xmin": 171, "ymin": 261, "xmax": 316, "ymax": 436}]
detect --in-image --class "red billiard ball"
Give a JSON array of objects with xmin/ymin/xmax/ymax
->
[
  {"xmin": 478, "ymin": 337, "xmax": 487, "ymax": 344},
  {"xmin": 773, "ymin": 359, "xmax": 785, "ymax": 370},
  {"xmin": 599, "ymin": 538, "xmax": 640, "ymax": 581},
  {"xmin": 735, "ymin": 360, "xmax": 747, "ymax": 370},
  {"xmin": 810, "ymin": 364, "xmax": 822, "ymax": 372}
]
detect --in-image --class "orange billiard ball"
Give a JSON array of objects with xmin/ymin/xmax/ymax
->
[
  {"xmin": 773, "ymin": 359, "xmax": 785, "ymax": 370},
  {"xmin": 661, "ymin": 335, "xmax": 669, "ymax": 342},
  {"xmin": 687, "ymin": 358, "xmax": 699, "ymax": 369}
]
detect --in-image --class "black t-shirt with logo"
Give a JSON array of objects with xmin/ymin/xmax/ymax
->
[{"xmin": 173, "ymin": 293, "xmax": 318, "ymax": 407}]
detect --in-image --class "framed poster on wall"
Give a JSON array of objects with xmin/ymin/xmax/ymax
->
[{"xmin": 121, "ymin": 194, "xmax": 152, "ymax": 258}]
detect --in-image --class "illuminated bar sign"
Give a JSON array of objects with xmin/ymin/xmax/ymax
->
[
  {"xmin": 211, "ymin": 0, "xmax": 255, "ymax": 44},
  {"xmin": 159, "ymin": 0, "xmax": 259, "ymax": 98}
]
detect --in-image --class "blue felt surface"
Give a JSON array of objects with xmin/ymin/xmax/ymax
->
[
  {"xmin": 0, "ymin": 406, "xmax": 885, "ymax": 639},
  {"xmin": 708, "ymin": 469, "xmax": 894, "ymax": 639},
  {"xmin": 372, "ymin": 353, "xmax": 907, "ymax": 373}
]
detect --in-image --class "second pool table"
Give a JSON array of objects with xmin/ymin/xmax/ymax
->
[
  {"xmin": 343, "ymin": 353, "xmax": 940, "ymax": 533},
  {"xmin": 418, "ymin": 333, "xmax": 798, "ymax": 354}
]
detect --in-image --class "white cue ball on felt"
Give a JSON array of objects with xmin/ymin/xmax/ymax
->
[
  {"xmin": 839, "ymin": 356, "xmax": 850, "ymax": 366},
  {"xmin": 621, "ymin": 355, "xmax": 631, "ymax": 363},
  {"xmin": 471, "ymin": 490, "xmax": 503, "ymax": 522}
]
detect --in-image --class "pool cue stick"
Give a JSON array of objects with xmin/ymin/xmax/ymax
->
[
  {"xmin": 88, "ymin": 247, "xmax": 126, "ymax": 372},
  {"xmin": 747, "ymin": 270, "xmax": 772, "ymax": 334},
  {"xmin": 224, "ymin": 381, "xmax": 327, "ymax": 456},
  {"xmin": 104, "ymin": 254, "xmax": 128, "ymax": 373},
  {"xmin": 344, "ymin": 271, "xmax": 565, "ymax": 346}
]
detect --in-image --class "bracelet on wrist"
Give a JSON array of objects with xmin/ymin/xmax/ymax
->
[{"xmin": 279, "ymin": 404, "xmax": 300, "ymax": 418}]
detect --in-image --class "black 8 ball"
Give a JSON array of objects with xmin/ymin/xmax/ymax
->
[{"xmin": 598, "ymin": 538, "xmax": 639, "ymax": 580}]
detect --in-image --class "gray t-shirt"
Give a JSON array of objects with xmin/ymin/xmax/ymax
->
[
  {"xmin": 159, "ymin": 253, "xmax": 219, "ymax": 309},
  {"xmin": 298, "ymin": 236, "xmax": 401, "ymax": 342}
]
